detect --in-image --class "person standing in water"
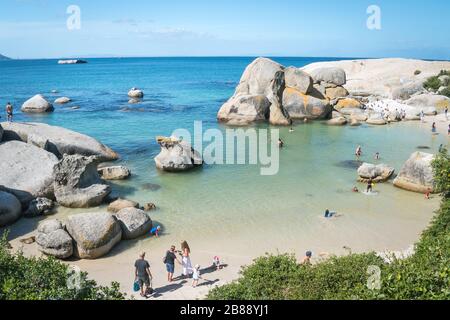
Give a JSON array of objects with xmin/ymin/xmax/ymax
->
[
  {"xmin": 355, "ymin": 145, "xmax": 362, "ymax": 160},
  {"xmin": 5, "ymin": 102, "xmax": 13, "ymax": 122},
  {"xmin": 278, "ymin": 138, "xmax": 284, "ymax": 148},
  {"xmin": 366, "ymin": 179, "xmax": 373, "ymax": 193},
  {"xmin": 432, "ymin": 122, "xmax": 437, "ymax": 133}
]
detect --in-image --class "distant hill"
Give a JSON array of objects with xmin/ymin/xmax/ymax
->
[{"xmin": 0, "ymin": 54, "xmax": 11, "ymax": 60}]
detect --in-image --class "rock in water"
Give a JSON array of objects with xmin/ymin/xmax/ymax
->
[
  {"xmin": 0, "ymin": 141, "xmax": 58, "ymax": 205},
  {"xmin": 309, "ymin": 67, "xmax": 347, "ymax": 86},
  {"xmin": 36, "ymin": 219, "xmax": 73, "ymax": 259},
  {"xmin": 217, "ymin": 94, "xmax": 271, "ymax": 125},
  {"xmin": 98, "ymin": 165, "xmax": 131, "ymax": 180},
  {"xmin": 24, "ymin": 197, "xmax": 54, "ymax": 217},
  {"xmin": 143, "ymin": 203, "xmax": 157, "ymax": 211},
  {"xmin": 114, "ymin": 207, "xmax": 152, "ymax": 240},
  {"xmin": 357, "ymin": 163, "xmax": 395, "ymax": 182},
  {"xmin": 128, "ymin": 88, "xmax": 144, "ymax": 98},
  {"xmin": 393, "ymin": 152, "xmax": 435, "ymax": 193},
  {"xmin": 1, "ymin": 122, "xmax": 119, "ymax": 161},
  {"xmin": 327, "ymin": 117, "xmax": 347, "ymax": 126},
  {"xmin": 154, "ymin": 136, "xmax": 203, "ymax": 172},
  {"xmin": 65, "ymin": 212, "xmax": 122, "ymax": 259},
  {"xmin": 268, "ymin": 70, "xmax": 291, "ymax": 125},
  {"xmin": 107, "ymin": 198, "xmax": 139, "ymax": 213},
  {"xmin": 366, "ymin": 114, "xmax": 387, "ymax": 125},
  {"xmin": 53, "ymin": 155, "xmax": 111, "ymax": 208},
  {"xmin": 54, "ymin": 97, "xmax": 72, "ymax": 104},
  {"xmin": 0, "ymin": 191, "xmax": 22, "ymax": 227},
  {"xmin": 21, "ymin": 94, "xmax": 54, "ymax": 113}
]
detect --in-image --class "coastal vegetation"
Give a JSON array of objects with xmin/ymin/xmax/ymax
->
[
  {"xmin": 424, "ymin": 70, "xmax": 450, "ymax": 98},
  {"xmin": 208, "ymin": 149, "xmax": 450, "ymax": 300},
  {"xmin": 0, "ymin": 232, "xmax": 125, "ymax": 300}
]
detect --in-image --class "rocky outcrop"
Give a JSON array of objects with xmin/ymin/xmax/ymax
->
[
  {"xmin": 114, "ymin": 207, "xmax": 152, "ymax": 240},
  {"xmin": 0, "ymin": 141, "xmax": 58, "ymax": 205},
  {"xmin": 405, "ymin": 94, "xmax": 450, "ymax": 111},
  {"xmin": 21, "ymin": 94, "xmax": 54, "ymax": 113},
  {"xmin": 334, "ymin": 98, "xmax": 362, "ymax": 110},
  {"xmin": 366, "ymin": 114, "xmax": 387, "ymax": 125},
  {"xmin": 1, "ymin": 122, "xmax": 119, "ymax": 161},
  {"xmin": 53, "ymin": 155, "xmax": 111, "ymax": 208},
  {"xmin": 357, "ymin": 163, "xmax": 395, "ymax": 182},
  {"xmin": 325, "ymin": 86, "xmax": 349, "ymax": 100},
  {"xmin": 24, "ymin": 197, "xmax": 54, "ymax": 218},
  {"xmin": 393, "ymin": 152, "xmax": 435, "ymax": 193},
  {"xmin": 0, "ymin": 191, "xmax": 22, "ymax": 227},
  {"xmin": 36, "ymin": 219, "xmax": 73, "ymax": 259},
  {"xmin": 98, "ymin": 166, "xmax": 131, "ymax": 180},
  {"xmin": 155, "ymin": 136, "xmax": 203, "ymax": 172},
  {"xmin": 54, "ymin": 97, "xmax": 71, "ymax": 104},
  {"xmin": 65, "ymin": 212, "xmax": 122, "ymax": 259},
  {"xmin": 107, "ymin": 198, "xmax": 139, "ymax": 213},
  {"xmin": 301, "ymin": 58, "xmax": 450, "ymax": 98},
  {"xmin": 217, "ymin": 94, "xmax": 271, "ymax": 125},
  {"xmin": 284, "ymin": 67, "xmax": 313, "ymax": 94}
]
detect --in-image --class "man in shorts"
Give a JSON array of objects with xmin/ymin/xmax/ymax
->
[
  {"xmin": 134, "ymin": 252, "xmax": 152, "ymax": 297},
  {"xmin": 164, "ymin": 245, "xmax": 181, "ymax": 282}
]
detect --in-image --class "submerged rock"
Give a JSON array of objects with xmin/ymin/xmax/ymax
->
[
  {"xmin": 155, "ymin": 136, "xmax": 203, "ymax": 172},
  {"xmin": 357, "ymin": 163, "xmax": 395, "ymax": 182},
  {"xmin": 114, "ymin": 207, "xmax": 152, "ymax": 240},
  {"xmin": 66, "ymin": 212, "xmax": 122, "ymax": 259},
  {"xmin": 0, "ymin": 140, "xmax": 58, "ymax": 205},
  {"xmin": 1, "ymin": 122, "xmax": 119, "ymax": 161},
  {"xmin": 53, "ymin": 155, "xmax": 111, "ymax": 208},
  {"xmin": 54, "ymin": 97, "xmax": 71, "ymax": 104},
  {"xmin": 393, "ymin": 152, "xmax": 434, "ymax": 193},
  {"xmin": 36, "ymin": 219, "xmax": 73, "ymax": 259},
  {"xmin": 21, "ymin": 94, "xmax": 54, "ymax": 113},
  {"xmin": 0, "ymin": 191, "xmax": 22, "ymax": 227},
  {"xmin": 128, "ymin": 88, "xmax": 144, "ymax": 98},
  {"xmin": 107, "ymin": 198, "xmax": 139, "ymax": 213},
  {"xmin": 98, "ymin": 165, "xmax": 131, "ymax": 180}
]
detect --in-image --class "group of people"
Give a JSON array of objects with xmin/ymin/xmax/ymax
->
[{"xmin": 133, "ymin": 241, "xmax": 222, "ymax": 298}]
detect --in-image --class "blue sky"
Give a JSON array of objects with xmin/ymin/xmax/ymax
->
[{"xmin": 0, "ymin": 0, "xmax": 449, "ymax": 59}]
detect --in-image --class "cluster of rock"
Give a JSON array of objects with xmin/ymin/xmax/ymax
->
[
  {"xmin": 218, "ymin": 57, "xmax": 450, "ymax": 127},
  {"xmin": 154, "ymin": 136, "xmax": 203, "ymax": 172},
  {"xmin": 36, "ymin": 208, "xmax": 152, "ymax": 259},
  {"xmin": 0, "ymin": 122, "xmax": 125, "ymax": 227},
  {"xmin": 355, "ymin": 152, "xmax": 435, "ymax": 193}
]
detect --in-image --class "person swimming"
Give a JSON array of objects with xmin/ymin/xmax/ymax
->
[
  {"xmin": 289, "ymin": 127, "xmax": 294, "ymax": 133},
  {"xmin": 352, "ymin": 186, "xmax": 359, "ymax": 193},
  {"xmin": 278, "ymin": 138, "xmax": 284, "ymax": 148}
]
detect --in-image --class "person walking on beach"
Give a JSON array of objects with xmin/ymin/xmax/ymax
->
[
  {"xmin": 163, "ymin": 245, "xmax": 181, "ymax": 282},
  {"xmin": 420, "ymin": 110, "xmax": 425, "ymax": 122},
  {"xmin": 432, "ymin": 122, "xmax": 437, "ymax": 134},
  {"xmin": 180, "ymin": 240, "xmax": 193, "ymax": 278},
  {"xmin": 5, "ymin": 102, "xmax": 13, "ymax": 122},
  {"xmin": 134, "ymin": 252, "xmax": 153, "ymax": 297},
  {"xmin": 301, "ymin": 251, "xmax": 312, "ymax": 265},
  {"xmin": 445, "ymin": 106, "xmax": 448, "ymax": 120},
  {"xmin": 192, "ymin": 264, "xmax": 202, "ymax": 287}
]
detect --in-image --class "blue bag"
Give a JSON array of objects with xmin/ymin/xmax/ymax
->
[{"xmin": 133, "ymin": 281, "xmax": 140, "ymax": 292}]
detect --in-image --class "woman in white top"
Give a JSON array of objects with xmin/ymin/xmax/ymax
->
[{"xmin": 180, "ymin": 240, "xmax": 193, "ymax": 277}]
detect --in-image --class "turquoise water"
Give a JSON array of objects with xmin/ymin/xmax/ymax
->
[{"xmin": 1, "ymin": 57, "xmax": 447, "ymax": 258}]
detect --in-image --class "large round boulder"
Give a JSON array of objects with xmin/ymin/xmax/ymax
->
[
  {"xmin": 53, "ymin": 155, "xmax": 111, "ymax": 208},
  {"xmin": 65, "ymin": 212, "xmax": 122, "ymax": 259},
  {"xmin": 393, "ymin": 152, "xmax": 434, "ymax": 193},
  {"xmin": 154, "ymin": 136, "xmax": 203, "ymax": 172},
  {"xmin": 98, "ymin": 165, "xmax": 131, "ymax": 180},
  {"xmin": 114, "ymin": 207, "xmax": 152, "ymax": 240},
  {"xmin": 327, "ymin": 117, "xmax": 347, "ymax": 126},
  {"xmin": 406, "ymin": 94, "xmax": 450, "ymax": 111},
  {"xmin": 309, "ymin": 67, "xmax": 346, "ymax": 86},
  {"xmin": 24, "ymin": 197, "xmax": 54, "ymax": 218},
  {"xmin": 217, "ymin": 94, "xmax": 270, "ymax": 125},
  {"xmin": 21, "ymin": 94, "xmax": 54, "ymax": 113},
  {"xmin": 128, "ymin": 88, "xmax": 144, "ymax": 98},
  {"xmin": 357, "ymin": 163, "xmax": 395, "ymax": 182},
  {"xmin": 36, "ymin": 219, "xmax": 73, "ymax": 259},
  {"xmin": 334, "ymin": 98, "xmax": 362, "ymax": 110},
  {"xmin": 282, "ymin": 87, "xmax": 331, "ymax": 120},
  {"xmin": 325, "ymin": 86, "xmax": 349, "ymax": 100},
  {"xmin": 1, "ymin": 122, "xmax": 118, "ymax": 161},
  {"xmin": 0, "ymin": 140, "xmax": 58, "ymax": 205},
  {"xmin": 0, "ymin": 191, "xmax": 22, "ymax": 227},
  {"xmin": 284, "ymin": 67, "xmax": 313, "ymax": 94},
  {"xmin": 366, "ymin": 114, "xmax": 387, "ymax": 125}
]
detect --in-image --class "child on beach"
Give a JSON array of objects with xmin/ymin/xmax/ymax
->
[
  {"xmin": 192, "ymin": 264, "xmax": 202, "ymax": 287},
  {"xmin": 213, "ymin": 256, "xmax": 221, "ymax": 270},
  {"xmin": 425, "ymin": 188, "xmax": 431, "ymax": 200}
]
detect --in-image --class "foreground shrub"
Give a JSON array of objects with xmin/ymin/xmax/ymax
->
[{"xmin": 0, "ymin": 233, "xmax": 125, "ymax": 300}]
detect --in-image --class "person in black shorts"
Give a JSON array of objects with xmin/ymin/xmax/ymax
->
[
  {"xmin": 366, "ymin": 179, "xmax": 373, "ymax": 193},
  {"xmin": 6, "ymin": 102, "xmax": 13, "ymax": 122},
  {"xmin": 164, "ymin": 245, "xmax": 181, "ymax": 282},
  {"xmin": 134, "ymin": 252, "xmax": 153, "ymax": 297}
]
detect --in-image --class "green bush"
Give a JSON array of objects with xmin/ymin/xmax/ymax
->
[
  {"xmin": 439, "ymin": 87, "xmax": 450, "ymax": 98},
  {"xmin": 0, "ymin": 232, "xmax": 125, "ymax": 300},
  {"xmin": 423, "ymin": 76, "xmax": 442, "ymax": 92},
  {"xmin": 208, "ymin": 149, "xmax": 450, "ymax": 300}
]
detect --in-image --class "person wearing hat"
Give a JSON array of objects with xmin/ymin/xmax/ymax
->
[{"xmin": 192, "ymin": 264, "xmax": 202, "ymax": 287}]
